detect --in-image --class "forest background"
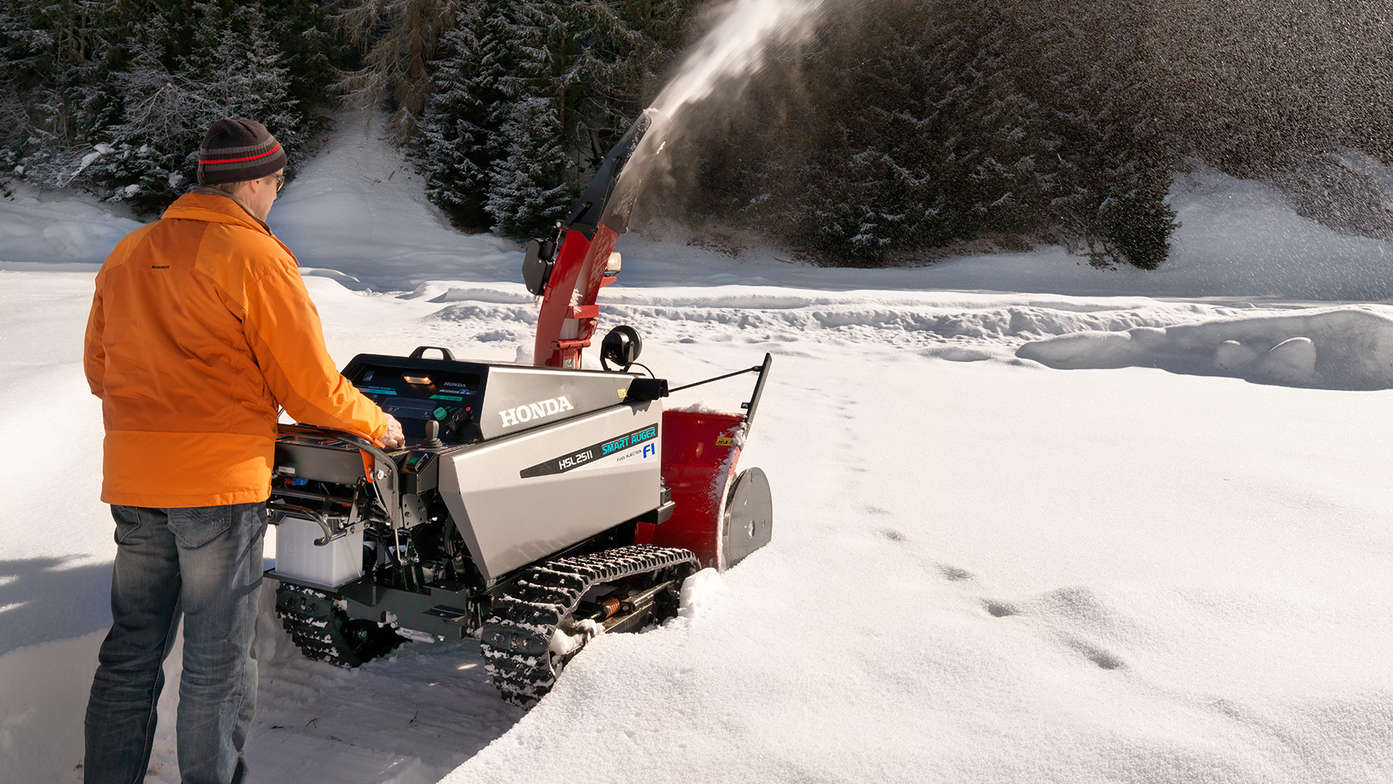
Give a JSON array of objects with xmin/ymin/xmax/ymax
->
[{"xmin": 3, "ymin": 0, "xmax": 1392, "ymax": 269}]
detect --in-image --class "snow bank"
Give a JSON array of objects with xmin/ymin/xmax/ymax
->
[
  {"xmin": 0, "ymin": 183, "xmax": 142, "ymax": 264},
  {"xmin": 597, "ymin": 290, "xmax": 1245, "ymax": 349},
  {"xmin": 264, "ymin": 114, "xmax": 518, "ymax": 290},
  {"xmin": 7, "ymin": 144, "xmax": 1393, "ymax": 302},
  {"xmin": 1017, "ymin": 306, "xmax": 1393, "ymax": 389},
  {"xmin": 618, "ymin": 165, "xmax": 1393, "ymax": 301}
]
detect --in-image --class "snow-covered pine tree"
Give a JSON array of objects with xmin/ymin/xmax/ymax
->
[
  {"xmin": 485, "ymin": 96, "xmax": 572, "ymax": 238},
  {"xmin": 82, "ymin": 2, "xmax": 301, "ymax": 211},
  {"xmin": 207, "ymin": 6, "xmax": 302, "ymax": 148},
  {"xmin": 0, "ymin": 4, "xmax": 39, "ymax": 175},
  {"xmin": 79, "ymin": 11, "xmax": 217, "ymax": 210},
  {"xmin": 494, "ymin": 0, "xmax": 693, "ymax": 185},
  {"xmin": 371, "ymin": 0, "xmax": 694, "ymax": 231},
  {"xmin": 5, "ymin": 0, "xmax": 332, "ymax": 212},
  {"xmin": 417, "ymin": 0, "xmax": 505, "ymax": 230},
  {"xmin": 0, "ymin": 5, "xmax": 27, "ymax": 187},
  {"xmin": 335, "ymin": 0, "xmax": 461, "ymax": 140},
  {"xmin": 971, "ymin": 11, "xmax": 1058, "ymax": 238},
  {"xmin": 1034, "ymin": 0, "xmax": 1176, "ymax": 269},
  {"xmin": 786, "ymin": 0, "xmax": 1047, "ymax": 264},
  {"xmin": 179, "ymin": 2, "xmax": 299, "ymax": 140},
  {"xmin": 269, "ymin": 0, "xmax": 346, "ymax": 139},
  {"xmin": 2, "ymin": 0, "xmax": 125, "ymax": 186},
  {"xmin": 468, "ymin": 0, "xmax": 579, "ymax": 236},
  {"xmin": 788, "ymin": 4, "xmax": 921, "ymax": 265},
  {"xmin": 548, "ymin": 0, "xmax": 647, "ymax": 171}
]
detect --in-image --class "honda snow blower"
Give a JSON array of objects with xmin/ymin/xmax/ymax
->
[{"xmin": 266, "ymin": 111, "xmax": 774, "ymax": 707}]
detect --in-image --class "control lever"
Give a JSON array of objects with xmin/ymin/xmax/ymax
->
[
  {"xmin": 445, "ymin": 408, "xmax": 478, "ymax": 442},
  {"xmin": 422, "ymin": 420, "xmax": 444, "ymax": 448}
]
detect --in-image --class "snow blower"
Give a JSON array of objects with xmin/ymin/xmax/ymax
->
[{"xmin": 266, "ymin": 111, "xmax": 774, "ymax": 707}]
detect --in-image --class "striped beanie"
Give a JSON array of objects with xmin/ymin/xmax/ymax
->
[{"xmin": 196, "ymin": 118, "xmax": 286, "ymax": 185}]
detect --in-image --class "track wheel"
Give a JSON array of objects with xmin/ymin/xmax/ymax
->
[
  {"xmin": 721, "ymin": 467, "xmax": 773, "ymax": 570},
  {"xmin": 275, "ymin": 583, "xmax": 402, "ymax": 667},
  {"xmin": 330, "ymin": 614, "xmax": 403, "ymax": 666}
]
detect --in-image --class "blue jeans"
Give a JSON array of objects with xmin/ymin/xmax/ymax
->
[{"xmin": 84, "ymin": 503, "xmax": 267, "ymax": 784}]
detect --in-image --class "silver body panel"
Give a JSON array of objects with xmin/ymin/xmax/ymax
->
[
  {"xmin": 438, "ymin": 400, "xmax": 662, "ymax": 583},
  {"xmin": 477, "ymin": 365, "xmax": 636, "ymax": 440}
]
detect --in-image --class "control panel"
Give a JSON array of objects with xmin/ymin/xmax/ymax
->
[{"xmin": 342, "ymin": 352, "xmax": 486, "ymax": 447}]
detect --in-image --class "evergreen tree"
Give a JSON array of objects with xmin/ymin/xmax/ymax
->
[
  {"xmin": 1036, "ymin": 0, "xmax": 1177, "ymax": 268},
  {"xmin": 417, "ymin": 0, "xmax": 505, "ymax": 229},
  {"xmin": 81, "ymin": 11, "xmax": 212, "ymax": 210},
  {"xmin": 4, "ymin": 0, "xmax": 336, "ymax": 213},
  {"xmin": 205, "ymin": 5, "xmax": 301, "ymax": 147},
  {"xmin": 80, "ymin": 2, "xmax": 306, "ymax": 211},
  {"xmin": 2, "ymin": 0, "xmax": 124, "ymax": 185},
  {"xmin": 270, "ymin": 0, "xmax": 350, "ymax": 139},
  {"xmin": 486, "ymin": 97, "xmax": 572, "ymax": 237},
  {"xmin": 335, "ymin": 0, "xmax": 461, "ymax": 139}
]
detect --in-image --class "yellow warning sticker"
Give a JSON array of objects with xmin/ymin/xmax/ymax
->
[{"xmin": 716, "ymin": 436, "xmax": 734, "ymax": 447}]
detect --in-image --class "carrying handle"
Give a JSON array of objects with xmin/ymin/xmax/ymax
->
[{"xmin": 409, "ymin": 345, "xmax": 455, "ymax": 360}]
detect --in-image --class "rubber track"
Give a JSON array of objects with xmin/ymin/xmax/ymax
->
[
  {"xmin": 480, "ymin": 544, "xmax": 699, "ymax": 708},
  {"xmin": 275, "ymin": 582, "xmax": 359, "ymax": 667}
]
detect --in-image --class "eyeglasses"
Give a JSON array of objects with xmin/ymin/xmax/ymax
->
[{"xmin": 268, "ymin": 172, "xmax": 285, "ymax": 193}]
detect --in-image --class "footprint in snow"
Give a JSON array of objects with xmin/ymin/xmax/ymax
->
[
  {"xmin": 936, "ymin": 564, "xmax": 974, "ymax": 582},
  {"xmin": 1062, "ymin": 634, "xmax": 1126, "ymax": 671},
  {"xmin": 984, "ymin": 600, "xmax": 1019, "ymax": 618}
]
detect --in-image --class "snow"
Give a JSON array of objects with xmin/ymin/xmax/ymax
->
[
  {"xmin": 0, "ymin": 183, "xmax": 143, "ymax": 265},
  {"xmin": 3, "ymin": 117, "xmax": 1393, "ymax": 784},
  {"xmin": 266, "ymin": 113, "xmax": 521, "ymax": 291},
  {"xmin": 648, "ymin": 0, "xmax": 824, "ymax": 117},
  {"xmin": 1017, "ymin": 308, "xmax": 1393, "ymax": 389},
  {"xmin": 1019, "ymin": 307, "xmax": 1393, "ymax": 389}
]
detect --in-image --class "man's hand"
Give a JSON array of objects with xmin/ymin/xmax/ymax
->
[{"xmin": 380, "ymin": 414, "xmax": 406, "ymax": 449}]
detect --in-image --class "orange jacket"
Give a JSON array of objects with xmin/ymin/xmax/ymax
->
[{"xmin": 83, "ymin": 191, "xmax": 387, "ymax": 507}]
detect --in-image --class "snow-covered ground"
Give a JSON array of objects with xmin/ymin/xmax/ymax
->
[{"xmin": 3, "ymin": 117, "xmax": 1393, "ymax": 783}]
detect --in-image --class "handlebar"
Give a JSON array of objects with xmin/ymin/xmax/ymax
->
[{"xmin": 275, "ymin": 424, "xmax": 405, "ymax": 531}]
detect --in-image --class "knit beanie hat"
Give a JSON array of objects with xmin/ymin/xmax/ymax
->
[{"xmin": 196, "ymin": 118, "xmax": 286, "ymax": 186}]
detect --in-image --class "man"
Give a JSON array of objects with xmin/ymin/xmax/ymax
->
[{"xmin": 82, "ymin": 118, "xmax": 404, "ymax": 784}]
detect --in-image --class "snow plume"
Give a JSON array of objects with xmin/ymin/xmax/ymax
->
[
  {"xmin": 650, "ymin": 0, "xmax": 825, "ymax": 117},
  {"xmin": 617, "ymin": 0, "xmax": 826, "ymax": 208}
]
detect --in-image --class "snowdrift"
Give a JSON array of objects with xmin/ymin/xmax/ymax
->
[{"xmin": 1018, "ymin": 307, "xmax": 1393, "ymax": 390}]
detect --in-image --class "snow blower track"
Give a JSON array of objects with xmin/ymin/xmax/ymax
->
[{"xmin": 480, "ymin": 545, "xmax": 699, "ymax": 707}]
